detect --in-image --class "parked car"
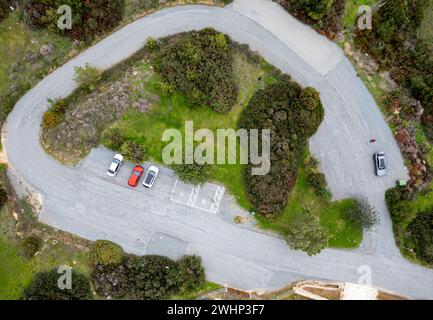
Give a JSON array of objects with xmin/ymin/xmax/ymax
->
[
  {"xmin": 374, "ymin": 152, "xmax": 386, "ymax": 177},
  {"xmin": 143, "ymin": 166, "xmax": 159, "ymax": 189},
  {"xmin": 107, "ymin": 154, "xmax": 123, "ymax": 177},
  {"xmin": 128, "ymin": 165, "xmax": 144, "ymax": 187}
]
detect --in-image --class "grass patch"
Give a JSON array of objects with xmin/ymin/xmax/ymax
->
[{"xmin": 170, "ymin": 281, "xmax": 222, "ymax": 300}]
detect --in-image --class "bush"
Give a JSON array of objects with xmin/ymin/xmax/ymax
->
[
  {"xmin": 21, "ymin": 235, "xmax": 42, "ymax": 259},
  {"xmin": 120, "ymin": 140, "xmax": 147, "ymax": 163},
  {"xmin": 285, "ymin": 209, "xmax": 330, "ymax": 256},
  {"xmin": 42, "ymin": 98, "xmax": 68, "ymax": 129},
  {"xmin": 0, "ymin": 188, "xmax": 8, "ymax": 208},
  {"xmin": 88, "ymin": 240, "xmax": 124, "ymax": 268},
  {"xmin": 299, "ymin": 0, "xmax": 334, "ymax": 21},
  {"xmin": 177, "ymin": 256, "xmax": 205, "ymax": 292},
  {"xmin": 239, "ymin": 79, "xmax": 324, "ymax": 216},
  {"xmin": 91, "ymin": 254, "xmax": 205, "ymax": 300},
  {"xmin": 343, "ymin": 199, "xmax": 379, "ymax": 232},
  {"xmin": 0, "ymin": 0, "xmax": 12, "ymax": 22},
  {"xmin": 171, "ymin": 163, "xmax": 211, "ymax": 186},
  {"xmin": 23, "ymin": 268, "xmax": 92, "ymax": 300},
  {"xmin": 407, "ymin": 211, "xmax": 433, "ymax": 265},
  {"xmin": 102, "ymin": 127, "xmax": 125, "ymax": 151},
  {"xmin": 74, "ymin": 64, "xmax": 102, "ymax": 92},
  {"xmin": 307, "ymin": 171, "xmax": 329, "ymax": 198},
  {"xmin": 150, "ymin": 29, "xmax": 238, "ymax": 113},
  {"xmin": 24, "ymin": 0, "xmax": 125, "ymax": 40}
]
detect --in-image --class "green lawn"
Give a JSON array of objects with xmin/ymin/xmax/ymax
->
[{"xmin": 0, "ymin": 207, "xmax": 89, "ymax": 300}]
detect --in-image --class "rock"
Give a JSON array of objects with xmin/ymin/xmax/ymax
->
[{"xmin": 40, "ymin": 43, "xmax": 54, "ymax": 56}]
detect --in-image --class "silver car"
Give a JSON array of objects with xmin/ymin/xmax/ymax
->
[
  {"xmin": 374, "ymin": 152, "xmax": 386, "ymax": 177},
  {"xmin": 107, "ymin": 154, "xmax": 124, "ymax": 177}
]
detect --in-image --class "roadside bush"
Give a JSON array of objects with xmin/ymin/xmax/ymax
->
[
  {"xmin": 407, "ymin": 210, "xmax": 433, "ymax": 265},
  {"xmin": 42, "ymin": 98, "xmax": 68, "ymax": 129},
  {"xmin": 120, "ymin": 140, "xmax": 147, "ymax": 163},
  {"xmin": 21, "ymin": 235, "xmax": 42, "ymax": 259},
  {"xmin": 343, "ymin": 199, "xmax": 379, "ymax": 232},
  {"xmin": 150, "ymin": 29, "xmax": 238, "ymax": 113},
  {"xmin": 74, "ymin": 64, "xmax": 102, "ymax": 93},
  {"xmin": 102, "ymin": 127, "xmax": 125, "ymax": 151},
  {"xmin": 23, "ymin": 268, "xmax": 92, "ymax": 300},
  {"xmin": 239, "ymin": 79, "xmax": 324, "ymax": 216},
  {"xmin": 177, "ymin": 255, "xmax": 205, "ymax": 292},
  {"xmin": 91, "ymin": 254, "xmax": 205, "ymax": 300},
  {"xmin": 299, "ymin": 0, "xmax": 334, "ymax": 21},
  {"xmin": 172, "ymin": 163, "xmax": 211, "ymax": 186},
  {"xmin": 88, "ymin": 240, "xmax": 124, "ymax": 268},
  {"xmin": 24, "ymin": 0, "xmax": 125, "ymax": 40},
  {"xmin": 307, "ymin": 171, "xmax": 329, "ymax": 198},
  {"xmin": 285, "ymin": 209, "xmax": 330, "ymax": 256}
]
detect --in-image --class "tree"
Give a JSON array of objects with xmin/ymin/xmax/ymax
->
[
  {"xmin": 299, "ymin": 0, "xmax": 334, "ymax": 21},
  {"xmin": 23, "ymin": 268, "xmax": 92, "ymax": 300},
  {"xmin": 344, "ymin": 199, "xmax": 379, "ymax": 231},
  {"xmin": 285, "ymin": 209, "xmax": 330, "ymax": 256},
  {"xmin": 102, "ymin": 127, "xmax": 125, "ymax": 151},
  {"xmin": 177, "ymin": 255, "xmax": 205, "ymax": 291},
  {"xmin": 21, "ymin": 235, "xmax": 42, "ymax": 259},
  {"xmin": 408, "ymin": 211, "xmax": 433, "ymax": 265}
]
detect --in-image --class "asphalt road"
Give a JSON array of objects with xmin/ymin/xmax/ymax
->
[{"xmin": 4, "ymin": 0, "xmax": 432, "ymax": 298}]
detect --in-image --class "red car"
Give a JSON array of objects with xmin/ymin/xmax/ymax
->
[{"xmin": 128, "ymin": 165, "xmax": 144, "ymax": 187}]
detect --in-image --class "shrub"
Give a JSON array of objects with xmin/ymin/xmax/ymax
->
[
  {"xmin": 92, "ymin": 254, "xmax": 204, "ymax": 300},
  {"xmin": 88, "ymin": 240, "xmax": 124, "ymax": 268},
  {"xmin": 74, "ymin": 64, "xmax": 102, "ymax": 92},
  {"xmin": 42, "ymin": 98, "xmax": 68, "ymax": 129},
  {"xmin": 21, "ymin": 235, "xmax": 42, "ymax": 259},
  {"xmin": 407, "ymin": 210, "xmax": 433, "ymax": 265},
  {"xmin": 285, "ymin": 209, "xmax": 330, "ymax": 256},
  {"xmin": 24, "ymin": 0, "xmax": 124, "ymax": 40},
  {"xmin": 307, "ymin": 171, "xmax": 329, "ymax": 198},
  {"xmin": 0, "ymin": 0, "xmax": 12, "ymax": 22},
  {"xmin": 172, "ymin": 163, "xmax": 211, "ymax": 186},
  {"xmin": 120, "ymin": 141, "xmax": 147, "ymax": 163},
  {"xmin": 150, "ymin": 29, "xmax": 238, "ymax": 113},
  {"xmin": 0, "ymin": 188, "xmax": 8, "ymax": 208},
  {"xmin": 239, "ymin": 78, "xmax": 324, "ymax": 216},
  {"xmin": 23, "ymin": 268, "xmax": 92, "ymax": 300},
  {"xmin": 299, "ymin": 0, "xmax": 334, "ymax": 21},
  {"xmin": 343, "ymin": 199, "xmax": 379, "ymax": 232},
  {"xmin": 102, "ymin": 127, "xmax": 125, "ymax": 151}
]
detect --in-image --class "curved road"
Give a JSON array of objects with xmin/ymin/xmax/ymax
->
[{"xmin": 3, "ymin": 0, "xmax": 433, "ymax": 298}]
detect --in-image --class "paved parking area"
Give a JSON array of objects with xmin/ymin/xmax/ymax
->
[{"xmin": 170, "ymin": 179, "xmax": 225, "ymax": 214}]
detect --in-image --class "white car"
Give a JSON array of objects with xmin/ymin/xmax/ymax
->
[
  {"xmin": 374, "ymin": 152, "xmax": 386, "ymax": 177},
  {"xmin": 143, "ymin": 166, "xmax": 159, "ymax": 188},
  {"xmin": 107, "ymin": 154, "xmax": 124, "ymax": 177}
]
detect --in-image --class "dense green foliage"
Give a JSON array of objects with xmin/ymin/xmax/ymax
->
[
  {"xmin": 285, "ymin": 209, "xmax": 330, "ymax": 255},
  {"xmin": 22, "ymin": 268, "xmax": 92, "ymax": 300},
  {"xmin": 150, "ymin": 29, "xmax": 239, "ymax": 113},
  {"xmin": 239, "ymin": 78, "xmax": 324, "ymax": 216},
  {"xmin": 355, "ymin": 0, "xmax": 433, "ymax": 140},
  {"xmin": 0, "ymin": 0, "xmax": 12, "ymax": 22},
  {"xmin": 88, "ymin": 240, "xmax": 124, "ymax": 268},
  {"xmin": 73, "ymin": 64, "xmax": 102, "ymax": 93},
  {"xmin": 171, "ymin": 163, "xmax": 211, "ymax": 186},
  {"xmin": 91, "ymin": 255, "xmax": 205, "ymax": 300},
  {"xmin": 120, "ymin": 140, "xmax": 147, "ymax": 163},
  {"xmin": 299, "ymin": 0, "xmax": 334, "ymax": 20},
  {"xmin": 407, "ymin": 210, "xmax": 433, "ymax": 264},
  {"xmin": 24, "ymin": 0, "xmax": 125, "ymax": 40},
  {"xmin": 21, "ymin": 235, "xmax": 42, "ymax": 259}
]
